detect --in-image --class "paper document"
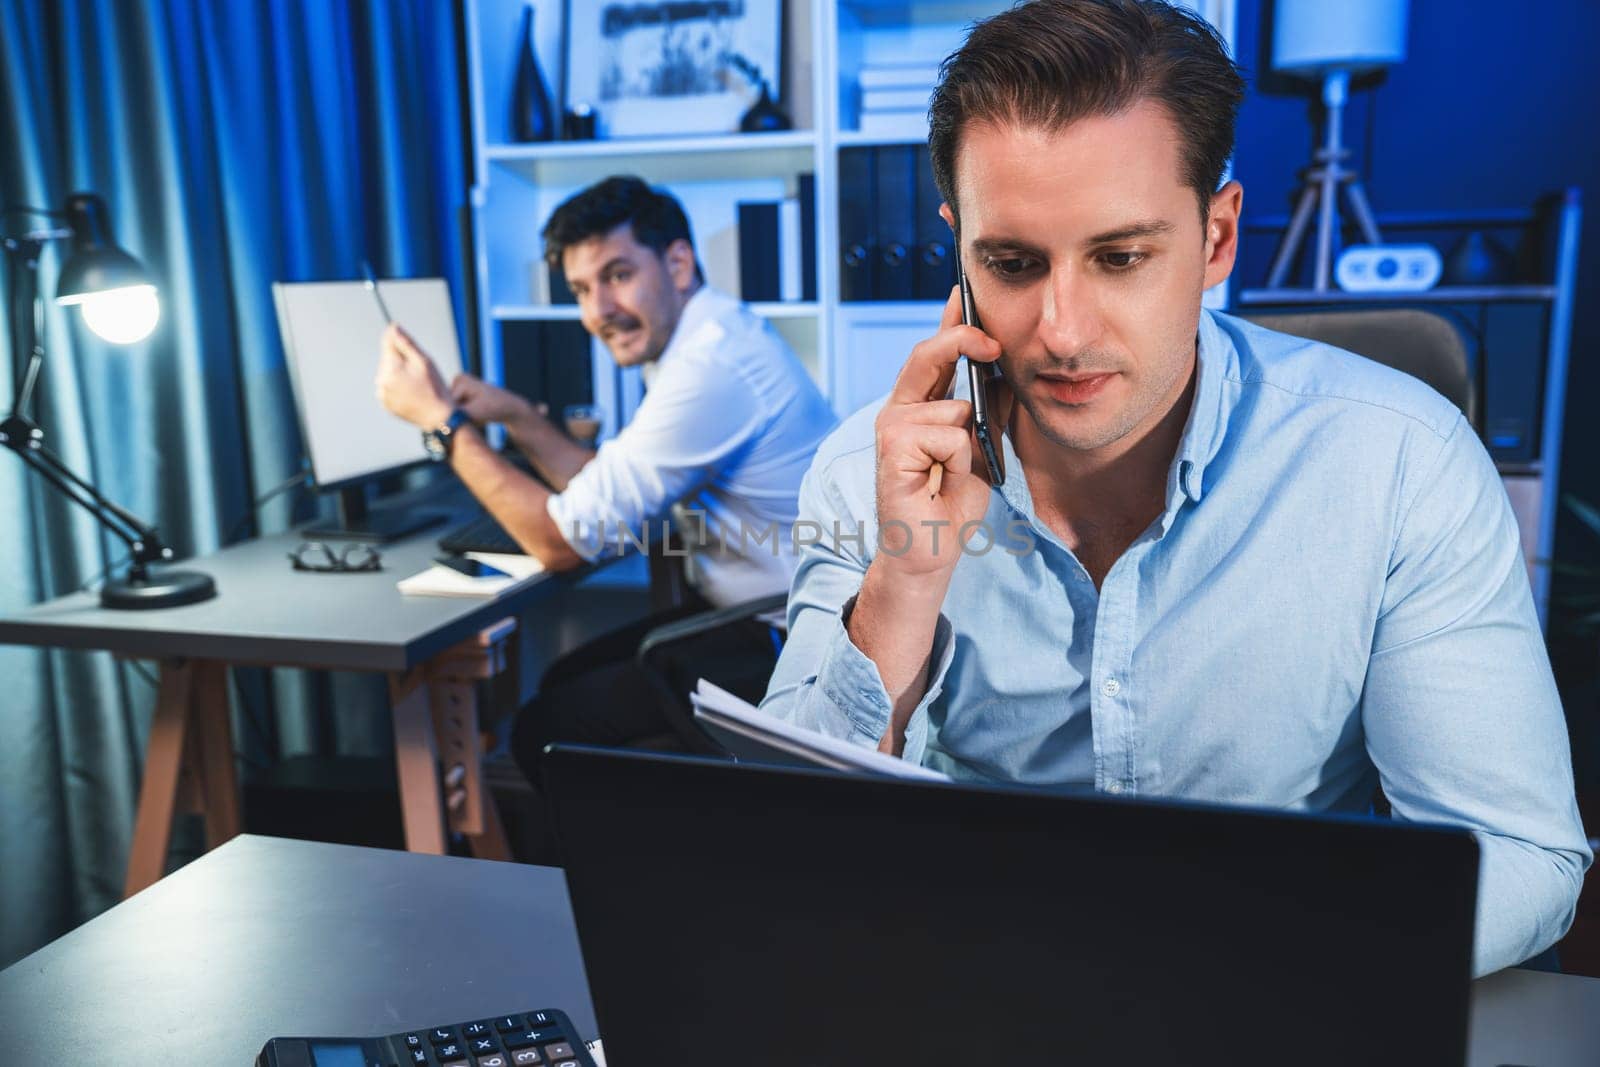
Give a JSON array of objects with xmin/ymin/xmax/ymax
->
[
  {"xmin": 396, "ymin": 552, "xmax": 546, "ymax": 598},
  {"xmin": 690, "ymin": 679, "xmax": 950, "ymax": 781}
]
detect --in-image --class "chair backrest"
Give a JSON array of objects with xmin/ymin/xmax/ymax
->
[{"xmin": 1238, "ymin": 308, "xmax": 1475, "ymax": 423}]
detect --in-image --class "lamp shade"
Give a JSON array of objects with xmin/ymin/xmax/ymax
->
[
  {"xmin": 1272, "ymin": 0, "xmax": 1408, "ymax": 76},
  {"xmin": 53, "ymin": 192, "xmax": 160, "ymax": 343}
]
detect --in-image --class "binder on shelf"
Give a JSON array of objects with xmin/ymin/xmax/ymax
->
[
  {"xmin": 738, "ymin": 201, "xmax": 781, "ymax": 303},
  {"xmin": 857, "ymin": 63, "xmax": 941, "ymax": 91},
  {"xmin": 798, "ymin": 172, "xmax": 817, "ymax": 302},
  {"xmin": 914, "ymin": 144, "xmax": 956, "ymax": 300},
  {"xmin": 874, "ymin": 145, "xmax": 917, "ymax": 301},
  {"xmin": 838, "ymin": 148, "xmax": 876, "ymax": 302},
  {"xmin": 861, "ymin": 87, "xmax": 933, "ymax": 111}
]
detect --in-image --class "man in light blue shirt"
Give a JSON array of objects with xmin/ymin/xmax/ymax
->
[{"xmin": 762, "ymin": 0, "xmax": 1590, "ymax": 977}]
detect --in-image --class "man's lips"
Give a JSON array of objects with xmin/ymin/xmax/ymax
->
[{"xmin": 1037, "ymin": 372, "xmax": 1116, "ymax": 404}]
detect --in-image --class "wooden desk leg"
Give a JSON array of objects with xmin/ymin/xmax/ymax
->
[
  {"xmin": 389, "ymin": 669, "xmax": 447, "ymax": 855},
  {"xmin": 124, "ymin": 660, "xmax": 196, "ymax": 898},
  {"xmin": 192, "ymin": 661, "xmax": 242, "ymax": 850}
]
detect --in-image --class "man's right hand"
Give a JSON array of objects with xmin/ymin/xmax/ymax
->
[
  {"xmin": 450, "ymin": 372, "xmax": 537, "ymax": 428},
  {"xmin": 872, "ymin": 284, "xmax": 1006, "ymax": 581}
]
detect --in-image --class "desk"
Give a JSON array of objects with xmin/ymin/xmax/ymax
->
[
  {"xmin": 0, "ymin": 522, "xmax": 589, "ymax": 895},
  {"xmin": 0, "ymin": 835, "xmax": 1594, "ymax": 1066}
]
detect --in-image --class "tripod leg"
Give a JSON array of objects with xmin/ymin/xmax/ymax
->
[
  {"xmin": 1267, "ymin": 181, "xmax": 1322, "ymax": 290},
  {"xmin": 1343, "ymin": 180, "xmax": 1383, "ymax": 245}
]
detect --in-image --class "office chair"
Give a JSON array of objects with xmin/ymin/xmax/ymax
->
[
  {"xmin": 634, "ymin": 591, "xmax": 790, "ymax": 754},
  {"xmin": 1237, "ymin": 307, "xmax": 1475, "ymax": 423}
]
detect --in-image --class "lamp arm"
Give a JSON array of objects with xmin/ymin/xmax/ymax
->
[{"xmin": 0, "ymin": 424, "xmax": 170, "ymax": 564}]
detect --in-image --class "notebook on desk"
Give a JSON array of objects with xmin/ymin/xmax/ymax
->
[{"xmin": 543, "ymin": 745, "xmax": 1481, "ymax": 1067}]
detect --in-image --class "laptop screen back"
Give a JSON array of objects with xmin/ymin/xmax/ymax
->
[{"xmin": 544, "ymin": 746, "xmax": 1478, "ymax": 1067}]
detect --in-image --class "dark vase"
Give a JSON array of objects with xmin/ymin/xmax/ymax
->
[
  {"xmin": 511, "ymin": 4, "xmax": 554, "ymax": 143},
  {"xmin": 1443, "ymin": 231, "xmax": 1516, "ymax": 287},
  {"xmin": 739, "ymin": 81, "xmax": 792, "ymax": 133}
]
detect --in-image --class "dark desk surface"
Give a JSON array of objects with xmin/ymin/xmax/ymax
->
[
  {"xmin": 0, "ymin": 522, "xmax": 574, "ymax": 673},
  {"xmin": 0, "ymin": 836, "xmax": 598, "ymax": 1065},
  {"xmin": 1, "ymin": 835, "xmax": 1596, "ymax": 1066}
]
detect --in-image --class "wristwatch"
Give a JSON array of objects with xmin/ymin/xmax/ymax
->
[{"xmin": 422, "ymin": 408, "xmax": 470, "ymax": 461}]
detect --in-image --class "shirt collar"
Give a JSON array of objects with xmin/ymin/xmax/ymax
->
[
  {"xmin": 1171, "ymin": 308, "xmax": 1234, "ymax": 505},
  {"xmin": 653, "ymin": 285, "xmax": 729, "ymax": 368}
]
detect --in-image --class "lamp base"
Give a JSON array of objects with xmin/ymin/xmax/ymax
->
[{"xmin": 101, "ymin": 568, "xmax": 217, "ymax": 610}]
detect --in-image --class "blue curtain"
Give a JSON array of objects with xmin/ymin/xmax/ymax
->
[{"xmin": 0, "ymin": 0, "xmax": 467, "ymax": 968}]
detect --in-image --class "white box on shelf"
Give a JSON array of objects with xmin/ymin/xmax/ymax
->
[
  {"xmin": 857, "ymin": 63, "xmax": 942, "ymax": 90},
  {"xmin": 860, "ymin": 86, "xmax": 932, "ymax": 111},
  {"xmin": 857, "ymin": 109, "xmax": 929, "ymax": 138}
]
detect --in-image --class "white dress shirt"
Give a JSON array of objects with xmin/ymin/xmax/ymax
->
[{"xmin": 547, "ymin": 287, "xmax": 838, "ymax": 609}]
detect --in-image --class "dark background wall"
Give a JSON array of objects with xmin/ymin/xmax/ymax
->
[{"xmin": 1228, "ymin": 0, "xmax": 1600, "ymax": 782}]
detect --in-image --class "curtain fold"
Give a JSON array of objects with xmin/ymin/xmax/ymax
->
[{"xmin": 0, "ymin": 0, "xmax": 468, "ymax": 968}]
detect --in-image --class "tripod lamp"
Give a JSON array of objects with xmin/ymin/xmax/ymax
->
[
  {"xmin": 1265, "ymin": 0, "xmax": 1410, "ymax": 291},
  {"xmin": 2, "ymin": 192, "xmax": 216, "ymax": 609}
]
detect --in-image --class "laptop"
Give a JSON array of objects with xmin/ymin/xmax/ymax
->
[{"xmin": 543, "ymin": 746, "xmax": 1480, "ymax": 1067}]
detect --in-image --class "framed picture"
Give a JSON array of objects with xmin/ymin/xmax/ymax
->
[{"xmin": 565, "ymin": 0, "xmax": 783, "ymax": 139}]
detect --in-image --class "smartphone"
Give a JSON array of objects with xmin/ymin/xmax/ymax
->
[
  {"xmin": 958, "ymin": 259, "xmax": 1007, "ymax": 486},
  {"xmin": 433, "ymin": 554, "xmax": 510, "ymax": 579}
]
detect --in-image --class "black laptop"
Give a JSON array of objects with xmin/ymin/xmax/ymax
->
[{"xmin": 543, "ymin": 746, "xmax": 1480, "ymax": 1067}]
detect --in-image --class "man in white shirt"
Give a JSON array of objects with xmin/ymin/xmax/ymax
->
[{"xmin": 376, "ymin": 175, "xmax": 837, "ymax": 790}]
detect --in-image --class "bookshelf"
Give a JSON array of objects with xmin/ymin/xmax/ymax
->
[{"xmin": 460, "ymin": 0, "xmax": 1237, "ymax": 431}]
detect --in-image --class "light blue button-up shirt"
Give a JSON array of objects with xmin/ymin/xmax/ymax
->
[{"xmin": 762, "ymin": 309, "xmax": 1591, "ymax": 977}]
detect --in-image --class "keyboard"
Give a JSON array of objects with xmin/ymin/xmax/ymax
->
[
  {"xmin": 257, "ymin": 1006, "xmax": 597, "ymax": 1067},
  {"xmin": 439, "ymin": 513, "xmax": 525, "ymax": 556}
]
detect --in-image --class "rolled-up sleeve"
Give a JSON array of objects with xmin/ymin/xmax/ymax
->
[
  {"xmin": 759, "ymin": 444, "xmax": 956, "ymax": 765},
  {"xmin": 1363, "ymin": 412, "xmax": 1592, "ymax": 977},
  {"xmin": 547, "ymin": 353, "xmax": 763, "ymax": 558}
]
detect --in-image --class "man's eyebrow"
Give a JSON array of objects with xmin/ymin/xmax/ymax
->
[
  {"xmin": 568, "ymin": 255, "xmax": 633, "ymax": 287},
  {"xmin": 1084, "ymin": 219, "xmax": 1177, "ymax": 245},
  {"xmin": 966, "ymin": 220, "xmax": 1178, "ymax": 259},
  {"xmin": 969, "ymin": 236, "xmax": 1049, "ymax": 259}
]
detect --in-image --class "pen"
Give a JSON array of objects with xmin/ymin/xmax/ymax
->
[{"xmin": 361, "ymin": 259, "xmax": 394, "ymax": 325}]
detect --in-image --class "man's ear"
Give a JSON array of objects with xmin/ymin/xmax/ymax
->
[
  {"xmin": 1202, "ymin": 180, "xmax": 1243, "ymax": 291},
  {"xmin": 664, "ymin": 238, "xmax": 698, "ymax": 292},
  {"xmin": 939, "ymin": 202, "xmax": 956, "ymax": 236}
]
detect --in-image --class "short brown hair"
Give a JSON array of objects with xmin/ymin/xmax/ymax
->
[{"xmin": 928, "ymin": 0, "xmax": 1244, "ymax": 224}]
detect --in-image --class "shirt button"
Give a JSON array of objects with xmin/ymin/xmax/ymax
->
[
  {"xmin": 1105, "ymin": 781, "xmax": 1124, "ymax": 795},
  {"xmin": 1101, "ymin": 677, "xmax": 1121, "ymax": 697}
]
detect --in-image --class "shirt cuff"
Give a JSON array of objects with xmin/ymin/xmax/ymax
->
[
  {"xmin": 815, "ymin": 594, "xmax": 956, "ymax": 765},
  {"xmin": 545, "ymin": 489, "xmax": 606, "ymax": 562}
]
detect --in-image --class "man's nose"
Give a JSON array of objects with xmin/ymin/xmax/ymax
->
[{"xmin": 1039, "ymin": 268, "xmax": 1106, "ymax": 356}]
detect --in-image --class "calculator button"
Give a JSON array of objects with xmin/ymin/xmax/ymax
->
[
  {"xmin": 403, "ymin": 1033, "xmax": 425, "ymax": 1050},
  {"xmin": 494, "ymin": 1017, "xmax": 523, "ymax": 1034},
  {"xmin": 505, "ymin": 1028, "xmax": 561, "ymax": 1050},
  {"xmin": 430, "ymin": 1028, "xmax": 458, "ymax": 1044},
  {"xmin": 439, "ymin": 1060, "xmax": 469, "ymax": 1067},
  {"xmin": 540, "ymin": 1044, "xmax": 574, "ymax": 1061},
  {"xmin": 437, "ymin": 1042, "xmax": 465, "ymax": 1060},
  {"xmin": 509, "ymin": 1050, "xmax": 542, "ymax": 1066},
  {"xmin": 463, "ymin": 1022, "xmax": 493, "ymax": 1038},
  {"xmin": 475, "ymin": 1055, "xmax": 509, "ymax": 1067},
  {"xmin": 525, "ymin": 1012, "xmax": 558, "ymax": 1029},
  {"xmin": 469, "ymin": 1036, "xmax": 500, "ymax": 1055},
  {"xmin": 406, "ymin": 1049, "xmax": 430, "ymax": 1065}
]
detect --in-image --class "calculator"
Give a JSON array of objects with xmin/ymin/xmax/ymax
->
[{"xmin": 256, "ymin": 1007, "xmax": 598, "ymax": 1067}]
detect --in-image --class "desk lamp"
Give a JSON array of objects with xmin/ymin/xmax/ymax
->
[
  {"xmin": 2, "ymin": 192, "xmax": 216, "ymax": 608},
  {"xmin": 1264, "ymin": 0, "xmax": 1410, "ymax": 291}
]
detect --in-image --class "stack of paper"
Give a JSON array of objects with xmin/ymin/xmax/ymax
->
[
  {"xmin": 690, "ymin": 679, "xmax": 950, "ymax": 781},
  {"xmin": 396, "ymin": 552, "xmax": 546, "ymax": 598},
  {"xmin": 856, "ymin": 63, "xmax": 939, "ymax": 138}
]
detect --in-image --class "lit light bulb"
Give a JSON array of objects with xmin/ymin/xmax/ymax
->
[{"xmin": 66, "ymin": 285, "xmax": 161, "ymax": 344}]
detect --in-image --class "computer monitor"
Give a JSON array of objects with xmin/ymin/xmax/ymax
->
[{"xmin": 272, "ymin": 278, "xmax": 465, "ymax": 541}]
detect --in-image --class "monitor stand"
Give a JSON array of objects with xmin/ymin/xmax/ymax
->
[{"xmin": 304, "ymin": 485, "xmax": 449, "ymax": 543}]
